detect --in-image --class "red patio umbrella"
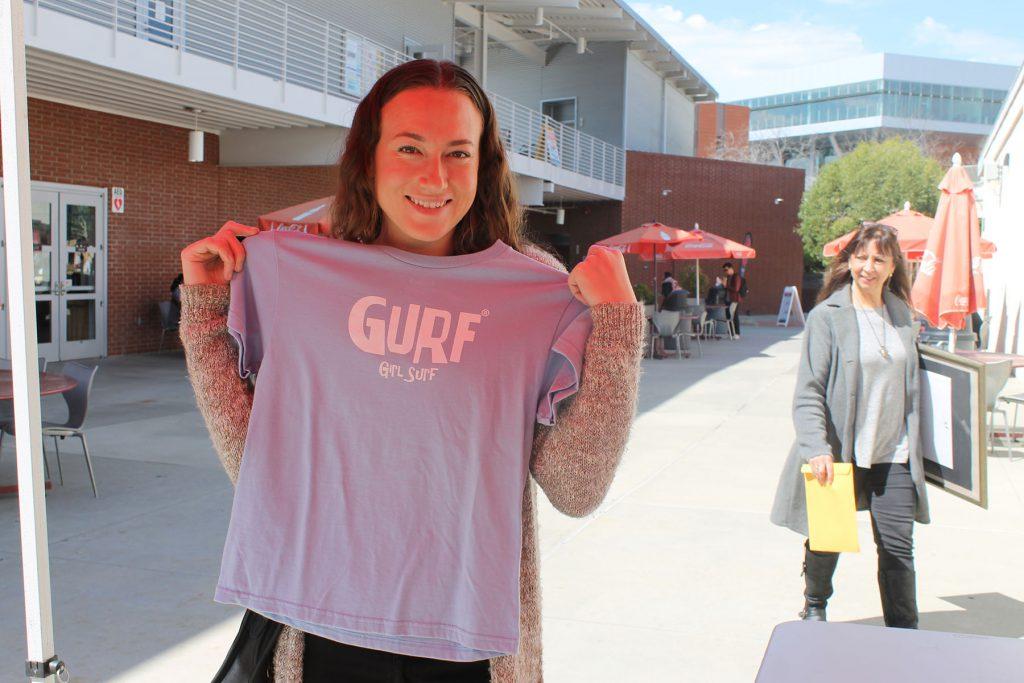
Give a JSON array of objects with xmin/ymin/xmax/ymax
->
[
  {"xmin": 596, "ymin": 222, "xmax": 699, "ymax": 307},
  {"xmin": 822, "ymin": 201, "xmax": 996, "ymax": 261},
  {"xmin": 257, "ymin": 196, "xmax": 333, "ymax": 235},
  {"xmin": 660, "ymin": 225, "xmax": 757, "ymax": 295},
  {"xmin": 911, "ymin": 156, "xmax": 988, "ymax": 346}
]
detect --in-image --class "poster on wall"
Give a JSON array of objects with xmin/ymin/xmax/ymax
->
[{"xmin": 918, "ymin": 345, "xmax": 987, "ymax": 508}]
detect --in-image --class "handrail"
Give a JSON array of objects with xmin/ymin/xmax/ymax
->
[{"xmin": 33, "ymin": 0, "xmax": 625, "ymax": 187}]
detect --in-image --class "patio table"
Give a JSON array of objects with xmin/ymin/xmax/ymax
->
[
  {"xmin": 0, "ymin": 370, "xmax": 79, "ymax": 494},
  {"xmin": 0, "ymin": 370, "xmax": 78, "ymax": 399}
]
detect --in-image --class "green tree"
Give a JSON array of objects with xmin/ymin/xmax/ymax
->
[{"xmin": 797, "ymin": 138, "xmax": 943, "ymax": 269}]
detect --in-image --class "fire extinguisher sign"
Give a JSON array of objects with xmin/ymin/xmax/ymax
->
[{"xmin": 111, "ymin": 187, "xmax": 125, "ymax": 214}]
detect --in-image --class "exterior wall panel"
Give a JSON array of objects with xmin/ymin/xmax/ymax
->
[
  {"xmin": 487, "ymin": 42, "xmax": 627, "ymax": 148},
  {"xmin": 625, "ymin": 52, "xmax": 664, "ymax": 152}
]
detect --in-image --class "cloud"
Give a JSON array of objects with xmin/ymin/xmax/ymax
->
[
  {"xmin": 630, "ymin": 3, "xmax": 867, "ymax": 100},
  {"xmin": 912, "ymin": 17, "xmax": 1024, "ymax": 65}
]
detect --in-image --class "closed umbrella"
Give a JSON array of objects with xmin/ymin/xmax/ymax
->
[
  {"xmin": 596, "ymin": 222, "xmax": 699, "ymax": 308},
  {"xmin": 911, "ymin": 155, "xmax": 988, "ymax": 349},
  {"xmin": 257, "ymin": 196, "xmax": 333, "ymax": 235}
]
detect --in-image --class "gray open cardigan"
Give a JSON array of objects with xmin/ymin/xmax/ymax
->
[{"xmin": 770, "ymin": 284, "xmax": 931, "ymax": 536}]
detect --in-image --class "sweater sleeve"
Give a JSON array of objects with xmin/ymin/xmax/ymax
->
[
  {"xmin": 178, "ymin": 283, "xmax": 253, "ymax": 485},
  {"xmin": 529, "ymin": 301, "xmax": 645, "ymax": 517}
]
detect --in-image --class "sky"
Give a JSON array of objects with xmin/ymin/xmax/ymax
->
[{"xmin": 624, "ymin": 1, "xmax": 1024, "ymax": 101}]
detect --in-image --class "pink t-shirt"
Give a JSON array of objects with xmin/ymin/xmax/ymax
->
[{"xmin": 216, "ymin": 230, "xmax": 591, "ymax": 661}]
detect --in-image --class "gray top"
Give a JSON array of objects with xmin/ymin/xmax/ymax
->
[
  {"xmin": 770, "ymin": 284, "xmax": 930, "ymax": 537},
  {"xmin": 853, "ymin": 306, "xmax": 910, "ymax": 467}
]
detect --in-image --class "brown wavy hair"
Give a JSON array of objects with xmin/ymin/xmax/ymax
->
[
  {"xmin": 816, "ymin": 222, "xmax": 911, "ymax": 305},
  {"xmin": 329, "ymin": 59, "xmax": 526, "ymax": 255}
]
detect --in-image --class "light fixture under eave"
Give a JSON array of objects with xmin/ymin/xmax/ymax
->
[
  {"xmin": 555, "ymin": 208, "xmax": 565, "ymax": 225},
  {"xmin": 185, "ymin": 106, "xmax": 204, "ymax": 163},
  {"xmin": 576, "ymin": 36, "xmax": 587, "ymax": 54},
  {"xmin": 535, "ymin": 7, "xmax": 544, "ymax": 26}
]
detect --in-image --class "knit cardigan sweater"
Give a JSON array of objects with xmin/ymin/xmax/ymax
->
[{"xmin": 179, "ymin": 243, "xmax": 644, "ymax": 682}]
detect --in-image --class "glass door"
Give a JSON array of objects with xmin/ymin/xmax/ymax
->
[
  {"xmin": 33, "ymin": 190, "xmax": 60, "ymax": 360},
  {"xmin": 57, "ymin": 191, "xmax": 106, "ymax": 360},
  {"xmin": 0, "ymin": 184, "xmax": 106, "ymax": 361}
]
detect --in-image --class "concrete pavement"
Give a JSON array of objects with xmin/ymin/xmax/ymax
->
[{"xmin": 1, "ymin": 324, "xmax": 1022, "ymax": 681}]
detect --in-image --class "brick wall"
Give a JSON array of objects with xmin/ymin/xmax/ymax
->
[
  {"xmin": 0, "ymin": 99, "xmax": 337, "ymax": 355},
  {"xmin": 527, "ymin": 152, "xmax": 804, "ymax": 315},
  {"xmin": 695, "ymin": 103, "xmax": 750, "ymax": 159},
  {"xmin": 623, "ymin": 152, "xmax": 805, "ymax": 315}
]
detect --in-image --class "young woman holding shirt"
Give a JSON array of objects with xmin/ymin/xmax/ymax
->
[{"xmin": 179, "ymin": 60, "xmax": 643, "ymax": 682}]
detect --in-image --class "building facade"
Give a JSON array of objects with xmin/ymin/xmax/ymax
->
[
  {"xmin": 731, "ymin": 53, "xmax": 1018, "ymax": 181},
  {"xmin": 976, "ymin": 62, "xmax": 1024, "ymax": 356},
  {"xmin": 1, "ymin": 0, "xmax": 805, "ymax": 359}
]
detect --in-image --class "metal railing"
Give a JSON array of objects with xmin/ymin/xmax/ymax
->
[
  {"xmin": 33, "ymin": 0, "xmax": 625, "ymax": 187},
  {"xmin": 490, "ymin": 93, "xmax": 625, "ymax": 186}
]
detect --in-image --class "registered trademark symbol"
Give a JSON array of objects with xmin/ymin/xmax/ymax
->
[{"xmin": 481, "ymin": 309, "xmax": 490, "ymax": 317}]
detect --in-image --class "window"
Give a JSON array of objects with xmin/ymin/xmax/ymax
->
[{"xmin": 541, "ymin": 98, "xmax": 577, "ymax": 128}]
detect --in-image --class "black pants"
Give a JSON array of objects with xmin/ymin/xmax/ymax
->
[
  {"xmin": 814, "ymin": 462, "xmax": 916, "ymax": 571},
  {"xmin": 214, "ymin": 610, "xmax": 490, "ymax": 683},
  {"xmin": 304, "ymin": 631, "xmax": 490, "ymax": 683}
]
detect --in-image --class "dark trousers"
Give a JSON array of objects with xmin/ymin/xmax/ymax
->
[
  {"xmin": 214, "ymin": 610, "xmax": 490, "ymax": 683},
  {"xmin": 860, "ymin": 462, "xmax": 916, "ymax": 572},
  {"xmin": 304, "ymin": 632, "xmax": 490, "ymax": 683},
  {"xmin": 811, "ymin": 462, "xmax": 916, "ymax": 570}
]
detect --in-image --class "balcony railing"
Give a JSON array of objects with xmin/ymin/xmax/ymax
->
[{"xmin": 33, "ymin": 0, "xmax": 625, "ymax": 187}]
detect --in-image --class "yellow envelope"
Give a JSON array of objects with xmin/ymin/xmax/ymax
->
[{"xmin": 800, "ymin": 462, "xmax": 859, "ymax": 553}]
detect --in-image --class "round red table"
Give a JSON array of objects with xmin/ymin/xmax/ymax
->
[
  {"xmin": 0, "ymin": 370, "xmax": 78, "ymax": 400},
  {"xmin": 0, "ymin": 370, "xmax": 78, "ymax": 495}
]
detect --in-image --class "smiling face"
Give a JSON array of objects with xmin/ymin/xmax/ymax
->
[
  {"xmin": 849, "ymin": 238, "xmax": 896, "ymax": 302},
  {"xmin": 372, "ymin": 87, "xmax": 483, "ymax": 256}
]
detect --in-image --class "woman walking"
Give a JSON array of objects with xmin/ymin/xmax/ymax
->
[
  {"xmin": 179, "ymin": 59, "xmax": 643, "ymax": 682},
  {"xmin": 770, "ymin": 222, "xmax": 930, "ymax": 628}
]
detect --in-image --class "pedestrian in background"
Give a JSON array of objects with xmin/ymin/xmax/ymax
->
[
  {"xmin": 723, "ymin": 262, "xmax": 742, "ymax": 339},
  {"xmin": 770, "ymin": 222, "xmax": 930, "ymax": 629}
]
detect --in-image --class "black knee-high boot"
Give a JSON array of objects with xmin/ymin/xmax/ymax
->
[
  {"xmin": 878, "ymin": 569, "xmax": 918, "ymax": 629},
  {"xmin": 800, "ymin": 540, "xmax": 840, "ymax": 621}
]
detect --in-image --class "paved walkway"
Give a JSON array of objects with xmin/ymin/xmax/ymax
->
[{"xmin": 1, "ymin": 324, "xmax": 1022, "ymax": 681}]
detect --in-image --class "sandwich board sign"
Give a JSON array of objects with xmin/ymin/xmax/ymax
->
[{"xmin": 777, "ymin": 286, "xmax": 805, "ymax": 327}]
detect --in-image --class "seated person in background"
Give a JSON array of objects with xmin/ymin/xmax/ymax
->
[
  {"xmin": 662, "ymin": 283, "xmax": 691, "ymax": 312},
  {"xmin": 705, "ymin": 276, "xmax": 727, "ymax": 308},
  {"xmin": 653, "ymin": 283, "xmax": 692, "ymax": 359}
]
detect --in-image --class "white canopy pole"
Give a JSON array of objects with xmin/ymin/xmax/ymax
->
[{"xmin": 0, "ymin": 0, "xmax": 62, "ymax": 680}]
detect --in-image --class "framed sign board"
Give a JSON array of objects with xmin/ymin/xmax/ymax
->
[
  {"xmin": 918, "ymin": 344, "xmax": 987, "ymax": 508},
  {"xmin": 777, "ymin": 286, "xmax": 805, "ymax": 327}
]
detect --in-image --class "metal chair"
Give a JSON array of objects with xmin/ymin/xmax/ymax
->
[
  {"xmin": 686, "ymin": 311, "xmax": 705, "ymax": 357},
  {"xmin": 1, "ymin": 362, "xmax": 100, "ymax": 497},
  {"xmin": 157, "ymin": 300, "xmax": 180, "ymax": 352},
  {"xmin": 725, "ymin": 302, "xmax": 739, "ymax": 340},
  {"xmin": 984, "ymin": 360, "xmax": 1016, "ymax": 461},
  {"xmin": 651, "ymin": 310, "xmax": 686, "ymax": 359},
  {"xmin": 998, "ymin": 391, "xmax": 1024, "ymax": 463}
]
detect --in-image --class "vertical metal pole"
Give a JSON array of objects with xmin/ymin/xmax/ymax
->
[
  {"xmin": 479, "ymin": 8, "xmax": 487, "ymax": 90},
  {"xmin": 232, "ymin": 0, "xmax": 239, "ymax": 89},
  {"xmin": 176, "ymin": 0, "xmax": 186, "ymax": 75},
  {"xmin": 0, "ymin": 0, "xmax": 58, "ymax": 681},
  {"xmin": 111, "ymin": 0, "xmax": 117, "ymax": 57},
  {"xmin": 281, "ymin": 4, "xmax": 288, "ymax": 100}
]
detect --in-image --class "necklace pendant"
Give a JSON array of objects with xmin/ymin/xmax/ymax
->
[{"xmin": 879, "ymin": 347, "xmax": 890, "ymax": 360}]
